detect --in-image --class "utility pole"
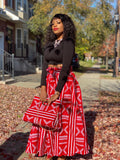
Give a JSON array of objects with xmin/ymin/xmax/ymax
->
[
  {"xmin": 105, "ymin": 41, "xmax": 109, "ymax": 71},
  {"xmin": 116, "ymin": 0, "xmax": 120, "ymax": 76},
  {"xmin": 117, "ymin": 0, "xmax": 120, "ymax": 76},
  {"xmin": 113, "ymin": 0, "xmax": 119, "ymax": 77}
]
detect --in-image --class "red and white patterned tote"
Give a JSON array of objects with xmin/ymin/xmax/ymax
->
[{"xmin": 22, "ymin": 96, "xmax": 62, "ymax": 130}]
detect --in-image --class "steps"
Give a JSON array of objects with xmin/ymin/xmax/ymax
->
[{"xmin": 0, "ymin": 78, "xmax": 16, "ymax": 84}]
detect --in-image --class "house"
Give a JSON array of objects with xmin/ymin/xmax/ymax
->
[
  {"xmin": 0, "ymin": 0, "xmax": 42, "ymax": 78},
  {"xmin": 84, "ymin": 52, "xmax": 92, "ymax": 61}
]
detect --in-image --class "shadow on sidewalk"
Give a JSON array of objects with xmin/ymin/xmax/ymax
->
[
  {"xmin": 84, "ymin": 111, "xmax": 97, "ymax": 159},
  {"xmin": 0, "ymin": 132, "xmax": 30, "ymax": 160}
]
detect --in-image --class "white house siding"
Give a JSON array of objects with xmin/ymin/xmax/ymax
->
[{"xmin": 0, "ymin": 0, "xmax": 4, "ymax": 8}]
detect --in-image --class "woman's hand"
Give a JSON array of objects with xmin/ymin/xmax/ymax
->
[
  {"xmin": 48, "ymin": 91, "xmax": 60, "ymax": 105},
  {"xmin": 40, "ymin": 86, "xmax": 47, "ymax": 103}
]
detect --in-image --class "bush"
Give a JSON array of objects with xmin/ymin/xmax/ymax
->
[
  {"xmin": 78, "ymin": 53, "xmax": 85, "ymax": 61},
  {"xmin": 75, "ymin": 47, "xmax": 85, "ymax": 61}
]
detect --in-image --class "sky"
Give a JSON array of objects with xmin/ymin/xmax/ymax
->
[
  {"xmin": 112, "ymin": 0, "xmax": 117, "ymax": 9},
  {"xmin": 92, "ymin": 0, "xmax": 117, "ymax": 9}
]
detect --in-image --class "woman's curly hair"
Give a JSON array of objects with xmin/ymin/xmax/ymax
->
[{"xmin": 45, "ymin": 14, "xmax": 76, "ymax": 45}]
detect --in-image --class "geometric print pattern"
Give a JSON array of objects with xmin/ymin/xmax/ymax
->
[
  {"xmin": 26, "ymin": 67, "xmax": 90, "ymax": 158},
  {"xmin": 23, "ymin": 96, "xmax": 62, "ymax": 130}
]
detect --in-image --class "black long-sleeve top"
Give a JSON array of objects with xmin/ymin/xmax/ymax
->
[{"xmin": 41, "ymin": 38, "xmax": 75, "ymax": 93}]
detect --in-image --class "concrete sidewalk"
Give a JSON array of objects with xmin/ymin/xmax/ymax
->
[
  {"xmin": 78, "ymin": 64, "xmax": 120, "ymax": 108},
  {"xmin": 10, "ymin": 73, "xmax": 41, "ymax": 89},
  {"xmin": 78, "ymin": 65, "xmax": 101, "ymax": 108}
]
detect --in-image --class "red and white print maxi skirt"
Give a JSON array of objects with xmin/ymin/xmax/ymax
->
[{"xmin": 26, "ymin": 67, "xmax": 89, "ymax": 158}]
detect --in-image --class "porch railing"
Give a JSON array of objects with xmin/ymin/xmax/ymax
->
[
  {"xmin": 36, "ymin": 53, "xmax": 43, "ymax": 69},
  {"xmin": 0, "ymin": 49, "xmax": 14, "ymax": 81}
]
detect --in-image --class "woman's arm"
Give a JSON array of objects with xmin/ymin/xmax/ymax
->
[
  {"xmin": 40, "ymin": 46, "xmax": 49, "ymax": 102},
  {"xmin": 40, "ymin": 54, "xmax": 48, "ymax": 102},
  {"xmin": 48, "ymin": 39, "xmax": 74, "ymax": 105},
  {"xmin": 55, "ymin": 38, "xmax": 74, "ymax": 92},
  {"xmin": 41, "ymin": 55, "xmax": 48, "ymax": 87},
  {"xmin": 41, "ymin": 42, "xmax": 54, "ymax": 86}
]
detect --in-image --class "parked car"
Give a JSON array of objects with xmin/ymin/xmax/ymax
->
[
  {"xmin": 72, "ymin": 53, "xmax": 80, "ymax": 70},
  {"xmin": 108, "ymin": 59, "xmax": 114, "ymax": 69},
  {"xmin": 111, "ymin": 59, "xmax": 120, "ymax": 71}
]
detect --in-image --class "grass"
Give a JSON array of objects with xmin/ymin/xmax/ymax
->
[
  {"xmin": 100, "ymin": 65, "xmax": 106, "ymax": 69},
  {"xmin": 80, "ymin": 59, "xmax": 96, "ymax": 68},
  {"xmin": 77, "ymin": 59, "xmax": 97, "ymax": 73},
  {"xmin": 73, "ymin": 60, "xmax": 97, "ymax": 78},
  {"xmin": 100, "ymin": 64, "xmax": 120, "ymax": 79},
  {"xmin": 100, "ymin": 74, "xmax": 120, "ymax": 79}
]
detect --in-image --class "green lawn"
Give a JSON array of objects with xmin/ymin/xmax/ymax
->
[
  {"xmin": 73, "ymin": 60, "xmax": 96, "ymax": 78},
  {"xmin": 77, "ymin": 59, "xmax": 97, "ymax": 73},
  {"xmin": 80, "ymin": 60, "xmax": 96, "ymax": 68},
  {"xmin": 100, "ymin": 74, "xmax": 120, "ymax": 79},
  {"xmin": 100, "ymin": 65, "xmax": 106, "ymax": 69}
]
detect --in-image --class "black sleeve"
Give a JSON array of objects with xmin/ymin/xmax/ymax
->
[
  {"xmin": 40, "ymin": 42, "xmax": 54, "ymax": 86},
  {"xmin": 40, "ymin": 53, "xmax": 48, "ymax": 86},
  {"xmin": 55, "ymin": 39, "xmax": 74, "ymax": 92}
]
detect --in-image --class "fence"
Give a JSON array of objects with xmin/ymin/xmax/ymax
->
[
  {"xmin": 0, "ymin": 49, "xmax": 14, "ymax": 81},
  {"xmin": 36, "ymin": 53, "xmax": 43, "ymax": 69}
]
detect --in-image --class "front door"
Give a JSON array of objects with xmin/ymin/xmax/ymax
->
[{"xmin": 0, "ymin": 32, "xmax": 4, "ymax": 69}]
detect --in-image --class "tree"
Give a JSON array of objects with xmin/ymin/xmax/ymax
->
[
  {"xmin": 82, "ymin": 0, "xmax": 114, "ymax": 57},
  {"xmin": 27, "ymin": 0, "xmax": 93, "ymax": 40},
  {"xmin": 28, "ymin": 0, "xmax": 114, "ymax": 58},
  {"xmin": 98, "ymin": 34, "xmax": 115, "ymax": 69},
  {"xmin": 27, "ymin": 0, "xmax": 61, "ymax": 36}
]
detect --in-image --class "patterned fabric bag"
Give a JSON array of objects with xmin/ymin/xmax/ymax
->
[{"xmin": 23, "ymin": 96, "xmax": 61, "ymax": 130}]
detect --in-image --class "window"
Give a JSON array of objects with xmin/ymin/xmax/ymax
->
[
  {"xmin": 24, "ymin": 0, "xmax": 27, "ymax": 12},
  {"xmin": 7, "ymin": 0, "xmax": 12, "ymax": 8},
  {"xmin": 7, "ymin": 27, "xmax": 13, "ymax": 53},
  {"xmin": 17, "ymin": 29, "xmax": 21, "ymax": 48},
  {"xmin": 24, "ymin": 30, "xmax": 27, "ymax": 48},
  {"xmin": 17, "ymin": 0, "xmax": 22, "ymax": 10},
  {"xmin": 29, "ymin": 4, "xmax": 34, "ymax": 18}
]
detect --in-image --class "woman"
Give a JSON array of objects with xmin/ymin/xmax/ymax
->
[{"xmin": 26, "ymin": 14, "xmax": 89, "ymax": 159}]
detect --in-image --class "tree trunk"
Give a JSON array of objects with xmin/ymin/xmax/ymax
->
[{"xmin": 106, "ymin": 50, "xmax": 108, "ymax": 70}]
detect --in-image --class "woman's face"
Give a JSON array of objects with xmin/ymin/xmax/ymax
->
[{"xmin": 51, "ymin": 18, "xmax": 64, "ymax": 39}]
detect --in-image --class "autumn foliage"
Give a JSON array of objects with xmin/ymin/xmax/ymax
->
[{"xmin": 98, "ymin": 34, "xmax": 115, "ymax": 57}]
